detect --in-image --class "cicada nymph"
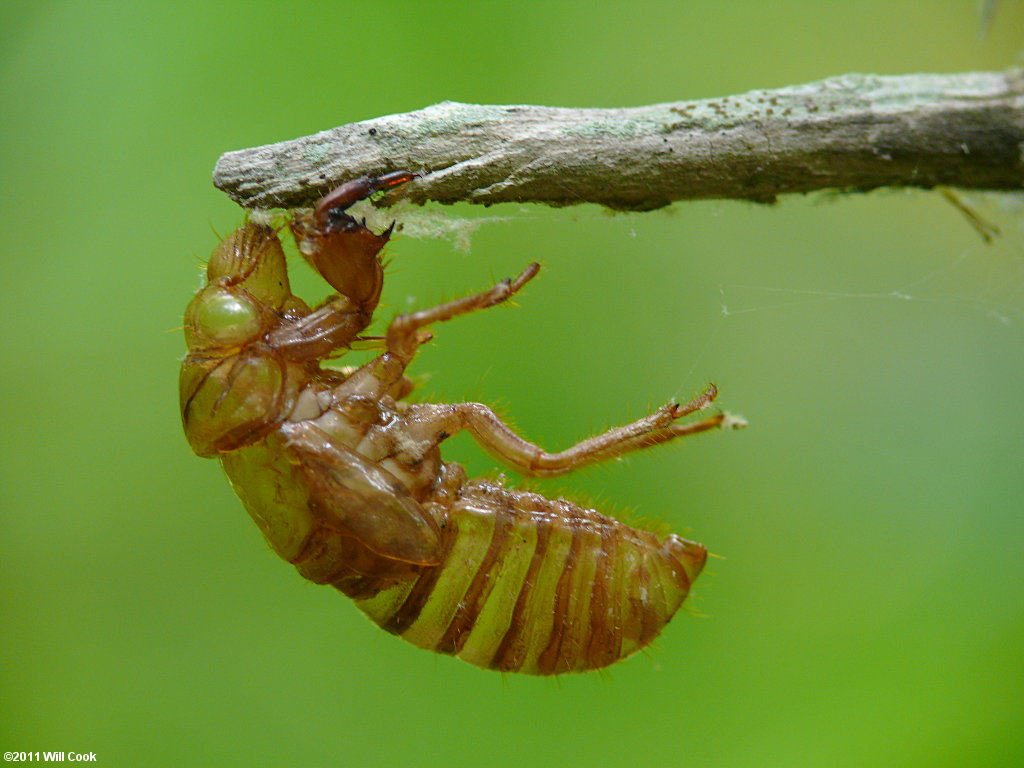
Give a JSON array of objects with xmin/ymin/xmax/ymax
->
[{"xmin": 180, "ymin": 172, "xmax": 744, "ymax": 675}]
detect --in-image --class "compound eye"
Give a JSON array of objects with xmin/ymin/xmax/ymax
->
[{"xmin": 190, "ymin": 288, "xmax": 262, "ymax": 347}]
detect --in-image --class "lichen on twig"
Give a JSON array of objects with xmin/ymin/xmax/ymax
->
[{"xmin": 214, "ymin": 69, "xmax": 1024, "ymax": 212}]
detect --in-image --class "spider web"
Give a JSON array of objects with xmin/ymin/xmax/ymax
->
[
  {"xmin": 717, "ymin": 193, "xmax": 1024, "ymax": 329},
  {"xmin": 376, "ymin": 190, "xmax": 1024, "ymax": 402}
]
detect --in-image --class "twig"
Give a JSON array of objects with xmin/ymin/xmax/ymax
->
[{"xmin": 214, "ymin": 70, "xmax": 1024, "ymax": 212}]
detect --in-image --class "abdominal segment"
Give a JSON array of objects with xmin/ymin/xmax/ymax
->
[{"xmin": 352, "ymin": 480, "xmax": 707, "ymax": 675}]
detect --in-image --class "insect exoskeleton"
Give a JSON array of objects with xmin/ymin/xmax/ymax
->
[{"xmin": 180, "ymin": 171, "xmax": 744, "ymax": 675}]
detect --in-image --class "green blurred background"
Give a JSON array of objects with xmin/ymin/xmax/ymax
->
[{"xmin": 2, "ymin": 2, "xmax": 1022, "ymax": 766}]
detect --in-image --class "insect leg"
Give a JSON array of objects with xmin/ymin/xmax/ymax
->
[
  {"xmin": 334, "ymin": 263, "xmax": 540, "ymax": 400},
  {"xmin": 266, "ymin": 295, "xmax": 373, "ymax": 362},
  {"xmin": 313, "ymin": 172, "xmax": 418, "ymax": 225},
  {"xmin": 393, "ymin": 386, "xmax": 742, "ymax": 476},
  {"xmin": 386, "ymin": 263, "xmax": 540, "ymax": 360}
]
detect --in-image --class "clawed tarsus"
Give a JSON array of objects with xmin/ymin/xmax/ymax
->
[{"xmin": 395, "ymin": 383, "xmax": 737, "ymax": 476}]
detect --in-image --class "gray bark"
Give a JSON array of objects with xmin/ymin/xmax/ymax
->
[{"xmin": 213, "ymin": 69, "xmax": 1024, "ymax": 212}]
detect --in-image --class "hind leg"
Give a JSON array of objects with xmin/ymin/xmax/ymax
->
[{"xmin": 390, "ymin": 386, "xmax": 743, "ymax": 476}]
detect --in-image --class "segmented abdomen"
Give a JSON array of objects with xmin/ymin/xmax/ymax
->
[{"xmin": 353, "ymin": 480, "xmax": 707, "ymax": 675}]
